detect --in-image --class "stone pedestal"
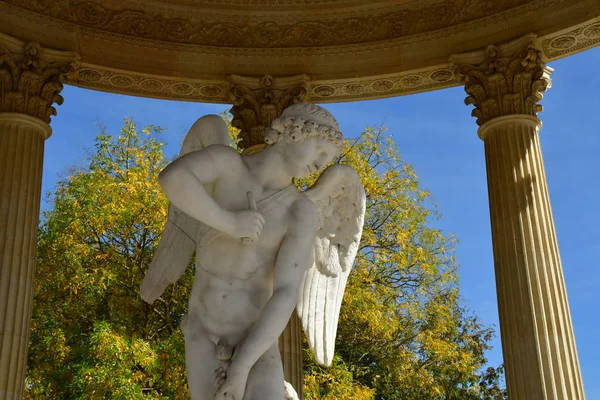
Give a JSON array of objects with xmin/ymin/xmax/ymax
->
[
  {"xmin": 0, "ymin": 114, "xmax": 50, "ymax": 400},
  {"xmin": 0, "ymin": 35, "xmax": 76, "ymax": 400},
  {"xmin": 452, "ymin": 35, "xmax": 585, "ymax": 399}
]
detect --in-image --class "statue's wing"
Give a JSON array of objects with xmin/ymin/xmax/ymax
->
[
  {"xmin": 140, "ymin": 115, "xmax": 230, "ymax": 303},
  {"xmin": 297, "ymin": 164, "xmax": 366, "ymax": 366},
  {"xmin": 179, "ymin": 115, "xmax": 231, "ymax": 157}
]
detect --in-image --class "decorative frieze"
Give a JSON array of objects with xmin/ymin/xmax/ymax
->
[
  {"xmin": 542, "ymin": 19, "xmax": 600, "ymax": 59},
  {"xmin": 308, "ymin": 68, "xmax": 457, "ymax": 102},
  {"xmin": 4, "ymin": 0, "xmax": 531, "ymax": 48},
  {"xmin": 0, "ymin": 33, "xmax": 78, "ymax": 125},
  {"xmin": 74, "ymin": 66, "xmax": 231, "ymax": 103}
]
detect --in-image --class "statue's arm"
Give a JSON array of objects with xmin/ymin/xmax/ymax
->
[
  {"xmin": 158, "ymin": 145, "xmax": 240, "ymax": 236},
  {"xmin": 231, "ymin": 198, "xmax": 319, "ymax": 372}
]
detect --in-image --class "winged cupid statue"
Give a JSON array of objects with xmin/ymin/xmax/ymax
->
[{"xmin": 140, "ymin": 103, "xmax": 366, "ymax": 400}]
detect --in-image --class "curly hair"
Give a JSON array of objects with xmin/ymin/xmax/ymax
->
[{"xmin": 264, "ymin": 103, "xmax": 344, "ymax": 154}]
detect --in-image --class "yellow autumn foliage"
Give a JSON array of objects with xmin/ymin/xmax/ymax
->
[{"xmin": 27, "ymin": 118, "xmax": 505, "ymax": 400}]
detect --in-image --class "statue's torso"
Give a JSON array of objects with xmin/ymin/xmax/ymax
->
[{"xmin": 189, "ymin": 157, "xmax": 304, "ymax": 344}]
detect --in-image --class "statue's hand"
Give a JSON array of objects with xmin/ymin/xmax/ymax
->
[
  {"xmin": 214, "ymin": 363, "xmax": 249, "ymax": 400},
  {"xmin": 223, "ymin": 210, "xmax": 265, "ymax": 242}
]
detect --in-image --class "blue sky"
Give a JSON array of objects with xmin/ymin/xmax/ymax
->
[{"xmin": 42, "ymin": 46, "xmax": 600, "ymax": 396}]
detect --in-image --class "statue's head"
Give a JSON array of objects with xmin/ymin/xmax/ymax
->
[
  {"xmin": 264, "ymin": 103, "xmax": 343, "ymax": 149},
  {"xmin": 264, "ymin": 103, "xmax": 344, "ymax": 178}
]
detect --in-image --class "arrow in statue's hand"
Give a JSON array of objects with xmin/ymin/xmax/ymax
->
[{"xmin": 242, "ymin": 191, "xmax": 257, "ymax": 245}]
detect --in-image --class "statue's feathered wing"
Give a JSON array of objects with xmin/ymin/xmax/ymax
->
[
  {"xmin": 140, "ymin": 115, "xmax": 230, "ymax": 303},
  {"xmin": 297, "ymin": 164, "xmax": 366, "ymax": 366}
]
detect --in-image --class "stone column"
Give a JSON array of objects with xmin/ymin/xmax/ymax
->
[
  {"xmin": 229, "ymin": 74, "xmax": 309, "ymax": 397},
  {"xmin": 0, "ymin": 35, "xmax": 77, "ymax": 400},
  {"xmin": 451, "ymin": 35, "xmax": 585, "ymax": 400}
]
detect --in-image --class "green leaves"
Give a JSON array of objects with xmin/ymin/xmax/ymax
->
[
  {"xmin": 303, "ymin": 125, "xmax": 505, "ymax": 399},
  {"xmin": 28, "ymin": 119, "xmax": 189, "ymax": 399},
  {"xmin": 28, "ymin": 117, "xmax": 504, "ymax": 399}
]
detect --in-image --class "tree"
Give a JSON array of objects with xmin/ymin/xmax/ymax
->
[
  {"xmin": 27, "ymin": 118, "xmax": 505, "ymax": 399},
  {"xmin": 27, "ymin": 120, "xmax": 189, "ymax": 399},
  {"xmin": 302, "ymin": 126, "xmax": 506, "ymax": 399}
]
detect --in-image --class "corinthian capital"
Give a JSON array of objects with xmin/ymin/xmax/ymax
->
[
  {"xmin": 229, "ymin": 74, "xmax": 310, "ymax": 149},
  {"xmin": 0, "ymin": 33, "xmax": 79, "ymax": 124},
  {"xmin": 450, "ymin": 34, "xmax": 552, "ymax": 126}
]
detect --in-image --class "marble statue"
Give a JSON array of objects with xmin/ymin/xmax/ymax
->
[{"xmin": 140, "ymin": 103, "xmax": 366, "ymax": 400}]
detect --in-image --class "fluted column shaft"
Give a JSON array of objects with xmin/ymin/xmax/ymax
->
[
  {"xmin": 279, "ymin": 311, "xmax": 304, "ymax": 398},
  {"xmin": 481, "ymin": 115, "xmax": 584, "ymax": 399},
  {"xmin": 0, "ymin": 114, "xmax": 50, "ymax": 400}
]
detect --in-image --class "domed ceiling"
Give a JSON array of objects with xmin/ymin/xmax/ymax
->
[{"xmin": 1, "ymin": 0, "xmax": 599, "ymax": 102}]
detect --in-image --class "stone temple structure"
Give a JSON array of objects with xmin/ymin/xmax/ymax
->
[{"xmin": 1, "ymin": 1, "xmax": 599, "ymax": 399}]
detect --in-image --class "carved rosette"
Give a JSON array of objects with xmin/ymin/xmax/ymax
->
[
  {"xmin": 0, "ymin": 35, "xmax": 79, "ymax": 125},
  {"xmin": 451, "ymin": 35, "xmax": 552, "ymax": 127},
  {"xmin": 229, "ymin": 74, "xmax": 309, "ymax": 149}
]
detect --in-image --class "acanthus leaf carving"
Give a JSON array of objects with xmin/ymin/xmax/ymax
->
[
  {"xmin": 229, "ymin": 75, "xmax": 310, "ymax": 149},
  {"xmin": 0, "ymin": 36, "xmax": 79, "ymax": 124},
  {"xmin": 452, "ymin": 36, "xmax": 551, "ymax": 126}
]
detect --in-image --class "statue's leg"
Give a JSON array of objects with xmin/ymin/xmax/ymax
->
[
  {"xmin": 243, "ymin": 344, "xmax": 285, "ymax": 400},
  {"xmin": 182, "ymin": 312, "xmax": 220, "ymax": 400}
]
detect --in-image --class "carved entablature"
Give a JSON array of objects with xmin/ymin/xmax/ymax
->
[
  {"xmin": 2, "ymin": 2, "xmax": 599, "ymax": 104},
  {"xmin": 450, "ymin": 34, "xmax": 552, "ymax": 126},
  {"xmin": 0, "ymin": 33, "xmax": 79, "ymax": 124},
  {"xmin": 5, "ymin": 0, "xmax": 533, "ymax": 49},
  {"xmin": 229, "ymin": 74, "xmax": 309, "ymax": 149}
]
